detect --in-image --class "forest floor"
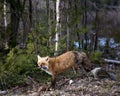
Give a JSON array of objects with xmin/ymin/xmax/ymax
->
[{"xmin": 1, "ymin": 74, "xmax": 120, "ymax": 96}]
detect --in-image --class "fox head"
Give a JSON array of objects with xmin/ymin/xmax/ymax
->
[{"xmin": 37, "ymin": 55, "xmax": 49, "ymax": 70}]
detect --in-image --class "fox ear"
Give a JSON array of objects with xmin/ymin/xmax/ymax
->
[
  {"xmin": 37, "ymin": 55, "xmax": 41, "ymax": 60},
  {"xmin": 45, "ymin": 56, "xmax": 49, "ymax": 61}
]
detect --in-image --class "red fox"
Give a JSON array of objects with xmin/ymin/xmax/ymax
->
[{"xmin": 37, "ymin": 51, "xmax": 92, "ymax": 88}]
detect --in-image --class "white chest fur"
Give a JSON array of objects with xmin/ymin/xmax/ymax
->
[{"xmin": 41, "ymin": 67, "xmax": 52, "ymax": 75}]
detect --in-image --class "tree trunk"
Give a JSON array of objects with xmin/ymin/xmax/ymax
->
[
  {"xmin": 29, "ymin": 0, "xmax": 32, "ymax": 25},
  {"xmin": 3, "ymin": 0, "xmax": 8, "ymax": 48},
  {"xmin": 94, "ymin": 10, "xmax": 99, "ymax": 51},
  {"xmin": 46, "ymin": 0, "xmax": 52, "ymax": 49},
  {"xmin": 34, "ymin": 0, "xmax": 38, "ymax": 54},
  {"xmin": 54, "ymin": 0, "xmax": 61, "ymax": 56},
  {"xmin": 4, "ymin": 0, "xmax": 7, "ymax": 29},
  {"xmin": 9, "ymin": 0, "xmax": 20, "ymax": 48},
  {"xmin": 66, "ymin": 1, "xmax": 70, "ymax": 51},
  {"xmin": 74, "ymin": 0, "xmax": 81, "ymax": 49},
  {"xmin": 83, "ymin": 0, "xmax": 88, "ymax": 51},
  {"xmin": 66, "ymin": 15, "xmax": 70, "ymax": 51}
]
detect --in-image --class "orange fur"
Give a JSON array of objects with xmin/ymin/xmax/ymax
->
[{"xmin": 37, "ymin": 51, "xmax": 92, "ymax": 88}]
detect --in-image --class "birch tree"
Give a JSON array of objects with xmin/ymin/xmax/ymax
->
[
  {"xmin": 3, "ymin": 0, "xmax": 8, "ymax": 48},
  {"xmin": 4, "ymin": 0, "xmax": 7, "ymax": 29},
  {"xmin": 54, "ymin": 0, "xmax": 61, "ymax": 56}
]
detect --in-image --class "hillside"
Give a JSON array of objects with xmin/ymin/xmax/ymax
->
[{"xmin": 1, "ymin": 76, "xmax": 120, "ymax": 96}]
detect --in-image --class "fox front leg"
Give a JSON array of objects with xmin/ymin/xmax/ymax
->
[{"xmin": 51, "ymin": 74, "xmax": 56, "ymax": 88}]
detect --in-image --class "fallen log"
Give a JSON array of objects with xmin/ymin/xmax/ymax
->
[{"xmin": 104, "ymin": 59, "xmax": 120, "ymax": 64}]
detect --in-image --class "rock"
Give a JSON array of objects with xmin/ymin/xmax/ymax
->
[
  {"xmin": 69, "ymin": 79, "xmax": 74, "ymax": 84},
  {"xmin": 28, "ymin": 92, "xmax": 39, "ymax": 96},
  {"xmin": 0, "ymin": 90, "xmax": 7, "ymax": 95}
]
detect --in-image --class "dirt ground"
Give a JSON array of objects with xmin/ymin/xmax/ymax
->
[{"xmin": 1, "ymin": 76, "xmax": 119, "ymax": 96}]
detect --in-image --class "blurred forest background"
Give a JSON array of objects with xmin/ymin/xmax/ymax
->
[{"xmin": 0, "ymin": 0, "xmax": 120, "ymax": 90}]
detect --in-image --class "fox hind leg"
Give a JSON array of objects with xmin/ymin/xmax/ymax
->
[{"xmin": 72, "ymin": 66, "xmax": 77, "ymax": 75}]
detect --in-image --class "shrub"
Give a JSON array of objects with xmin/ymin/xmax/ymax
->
[
  {"xmin": 0, "ymin": 47, "xmax": 37, "ymax": 90},
  {"xmin": 0, "ymin": 47, "xmax": 52, "ymax": 90},
  {"xmin": 90, "ymin": 51, "xmax": 103, "ymax": 64}
]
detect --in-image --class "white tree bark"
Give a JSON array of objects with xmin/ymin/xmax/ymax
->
[
  {"xmin": 4, "ymin": 0, "xmax": 7, "ymax": 28},
  {"xmin": 4, "ymin": 0, "xmax": 8, "ymax": 48},
  {"xmin": 54, "ymin": 0, "xmax": 60, "ymax": 56}
]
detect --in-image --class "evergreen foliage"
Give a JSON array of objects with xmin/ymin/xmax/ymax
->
[
  {"xmin": 90, "ymin": 51, "xmax": 103, "ymax": 64},
  {"xmin": 0, "ymin": 47, "xmax": 36, "ymax": 89}
]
